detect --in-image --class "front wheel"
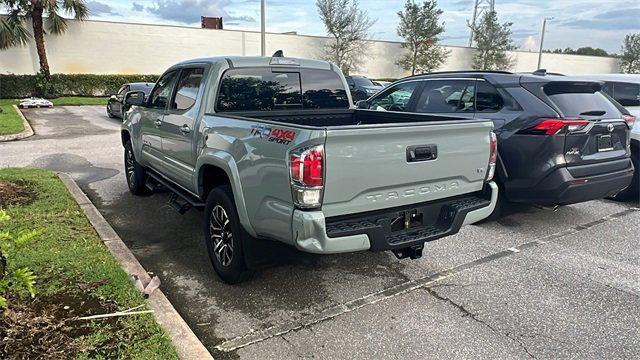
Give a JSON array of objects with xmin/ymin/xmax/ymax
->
[
  {"xmin": 124, "ymin": 141, "xmax": 149, "ymax": 195},
  {"xmin": 204, "ymin": 185, "xmax": 254, "ymax": 284},
  {"xmin": 107, "ymin": 105, "xmax": 115, "ymax": 118}
]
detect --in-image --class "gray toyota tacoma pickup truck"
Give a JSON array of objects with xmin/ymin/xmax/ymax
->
[{"xmin": 121, "ymin": 55, "xmax": 498, "ymax": 283}]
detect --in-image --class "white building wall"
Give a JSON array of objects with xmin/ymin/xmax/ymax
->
[{"xmin": 0, "ymin": 19, "xmax": 621, "ymax": 78}]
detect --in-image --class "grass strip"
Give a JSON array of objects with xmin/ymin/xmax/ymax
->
[{"xmin": 0, "ymin": 168, "xmax": 178, "ymax": 359}]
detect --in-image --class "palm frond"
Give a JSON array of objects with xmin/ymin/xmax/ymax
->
[
  {"xmin": 61, "ymin": 0, "xmax": 90, "ymax": 20},
  {"xmin": 0, "ymin": 12, "xmax": 31, "ymax": 50},
  {"xmin": 47, "ymin": 9, "xmax": 69, "ymax": 35}
]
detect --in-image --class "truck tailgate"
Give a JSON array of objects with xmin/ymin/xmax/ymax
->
[{"xmin": 322, "ymin": 121, "xmax": 493, "ymax": 218}]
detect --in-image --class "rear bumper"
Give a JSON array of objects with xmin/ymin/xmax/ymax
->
[
  {"xmin": 292, "ymin": 182, "xmax": 497, "ymax": 254},
  {"xmin": 506, "ymin": 159, "xmax": 634, "ymax": 206}
]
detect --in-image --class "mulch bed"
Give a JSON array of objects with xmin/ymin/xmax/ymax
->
[
  {"xmin": 0, "ymin": 180, "xmax": 36, "ymax": 208},
  {"xmin": 0, "ymin": 281, "xmax": 121, "ymax": 359}
]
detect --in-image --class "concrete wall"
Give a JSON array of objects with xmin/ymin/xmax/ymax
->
[{"xmin": 0, "ymin": 19, "xmax": 620, "ymax": 78}]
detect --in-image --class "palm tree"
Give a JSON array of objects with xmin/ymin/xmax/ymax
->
[{"xmin": 0, "ymin": 0, "xmax": 89, "ymax": 78}]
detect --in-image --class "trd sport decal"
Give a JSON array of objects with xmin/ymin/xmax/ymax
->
[{"xmin": 250, "ymin": 125, "xmax": 296, "ymax": 145}]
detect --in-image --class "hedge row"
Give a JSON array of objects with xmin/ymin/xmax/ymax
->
[{"xmin": 0, "ymin": 74, "xmax": 160, "ymax": 98}]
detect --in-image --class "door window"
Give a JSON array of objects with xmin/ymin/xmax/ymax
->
[
  {"xmin": 613, "ymin": 82, "xmax": 640, "ymax": 107},
  {"xmin": 149, "ymin": 71, "xmax": 178, "ymax": 109},
  {"xmin": 415, "ymin": 80, "xmax": 475, "ymax": 113},
  {"xmin": 367, "ymin": 81, "xmax": 418, "ymax": 112},
  {"xmin": 475, "ymin": 81, "xmax": 505, "ymax": 112},
  {"xmin": 172, "ymin": 68, "xmax": 205, "ymax": 110}
]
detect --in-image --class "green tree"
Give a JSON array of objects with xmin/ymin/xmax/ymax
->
[
  {"xmin": 316, "ymin": 0, "xmax": 375, "ymax": 75},
  {"xmin": 0, "ymin": 0, "xmax": 89, "ymax": 79},
  {"xmin": 547, "ymin": 47, "xmax": 610, "ymax": 57},
  {"xmin": 469, "ymin": 10, "xmax": 516, "ymax": 70},
  {"xmin": 620, "ymin": 33, "xmax": 640, "ymax": 73},
  {"xmin": 396, "ymin": 0, "xmax": 449, "ymax": 75}
]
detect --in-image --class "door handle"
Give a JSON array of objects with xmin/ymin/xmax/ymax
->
[
  {"xmin": 154, "ymin": 118, "xmax": 163, "ymax": 127},
  {"xmin": 406, "ymin": 144, "xmax": 438, "ymax": 162},
  {"xmin": 179, "ymin": 124, "xmax": 191, "ymax": 135}
]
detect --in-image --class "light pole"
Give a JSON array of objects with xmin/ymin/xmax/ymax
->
[
  {"xmin": 260, "ymin": 0, "xmax": 266, "ymax": 56},
  {"xmin": 537, "ymin": 17, "xmax": 553, "ymax": 69}
]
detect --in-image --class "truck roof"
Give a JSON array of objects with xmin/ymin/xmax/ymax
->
[{"xmin": 175, "ymin": 56, "xmax": 337, "ymax": 71}]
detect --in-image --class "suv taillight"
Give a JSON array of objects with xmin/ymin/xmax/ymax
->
[
  {"xmin": 623, "ymin": 115, "xmax": 636, "ymax": 128},
  {"xmin": 290, "ymin": 145, "xmax": 324, "ymax": 209},
  {"xmin": 486, "ymin": 132, "xmax": 497, "ymax": 181},
  {"xmin": 521, "ymin": 118, "xmax": 590, "ymax": 135}
]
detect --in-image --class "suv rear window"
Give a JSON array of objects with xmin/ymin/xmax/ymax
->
[
  {"xmin": 217, "ymin": 68, "xmax": 349, "ymax": 111},
  {"xmin": 543, "ymin": 82, "xmax": 621, "ymax": 119}
]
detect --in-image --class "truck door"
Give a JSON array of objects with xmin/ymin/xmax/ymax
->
[
  {"xmin": 139, "ymin": 70, "xmax": 179, "ymax": 171},
  {"xmin": 159, "ymin": 67, "xmax": 206, "ymax": 188}
]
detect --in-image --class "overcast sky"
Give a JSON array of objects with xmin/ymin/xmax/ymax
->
[{"xmin": 84, "ymin": 0, "xmax": 639, "ymax": 53}]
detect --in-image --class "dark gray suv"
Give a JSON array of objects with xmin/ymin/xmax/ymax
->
[{"xmin": 359, "ymin": 71, "xmax": 635, "ymax": 218}]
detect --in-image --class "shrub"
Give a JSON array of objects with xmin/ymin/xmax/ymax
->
[
  {"xmin": 0, "ymin": 210, "xmax": 40, "ymax": 309},
  {"xmin": 0, "ymin": 74, "xmax": 159, "ymax": 98}
]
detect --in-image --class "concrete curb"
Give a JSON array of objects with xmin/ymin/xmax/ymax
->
[
  {"xmin": 0, "ymin": 105, "xmax": 35, "ymax": 142},
  {"xmin": 57, "ymin": 172, "xmax": 213, "ymax": 360}
]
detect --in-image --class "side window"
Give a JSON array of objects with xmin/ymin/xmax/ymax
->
[
  {"xmin": 601, "ymin": 82, "xmax": 614, "ymax": 97},
  {"xmin": 613, "ymin": 82, "xmax": 640, "ymax": 107},
  {"xmin": 172, "ymin": 68, "xmax": 205, "ymax": 111},
  {"xmin": 415, "ymin": 80, "xmax": 475, "ymax": 113},
  {"xmin": 368, "ymin": 82, "xmax": 418, "ymax": 112},
  {"xmin": 149, "ymin": 71, "xmax": 178, "ymax": 109},
  {"xmin": 475, "ymin": 81, "xmax": 505, "ymax": 113}
]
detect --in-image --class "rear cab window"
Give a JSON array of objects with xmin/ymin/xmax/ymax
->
[
  {"xmin": 216, "ymin": 68, "xmax": 349, "ymax": 112},
  {"xmin": 542, "ymin": 82, "xmax": 622, "ymax": 119}
]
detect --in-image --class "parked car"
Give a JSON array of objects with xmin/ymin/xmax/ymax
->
[
  {"xmin": 107, "ymin": 82, "xmax": 155, "ymax": 119},
  {"xmin": 121, "ymin": 56, "xmax": 498, "ymax": 283},
  {"xmin": 345, "ymin": 75, "xmax": 383, "ymax": 101},
  {"xmin": 373, "ymin": 80, "xmax": 392, "ymax": 88},
  {"xmin": 358, "ymin": 70, "xmax": 635, "ymax": 218},
  {"xmin": 577, "ymin": 74, "xmax": 639, "ymax": 200}
]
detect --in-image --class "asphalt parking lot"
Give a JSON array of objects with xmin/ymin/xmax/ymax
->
[{"xmin": 1, "ymin": 105, "xmax": 639, "ymax": 359}]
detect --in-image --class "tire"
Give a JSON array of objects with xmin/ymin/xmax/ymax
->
[
  {"xmin": 107, "ymin": 105, "xmax": 115, "ymax": 118},
  {"xmin": 124, "ymin": 141, "xmax": 149, "ymax": 196},
  {"xmin": 204, "ymin": 185, "xmax": 254, "ymax": 284}
]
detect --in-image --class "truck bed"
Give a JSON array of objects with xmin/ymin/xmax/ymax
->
[{"xmin": 216, "ymin": 108, "xmax": 474, "ymax": 128}]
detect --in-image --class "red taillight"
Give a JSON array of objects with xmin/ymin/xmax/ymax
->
[
  {"xmin": 290, "ymin": 145, "xmax": 324, "ymax": 209},
  {"xmin": 290, "ymin": 146, "xmax": 324, "ymax": 187},
  {"xmin": 530, "ymin": 119, "xmax": 590, "ymax": 135},
  {"xmin": 486, "ymin": 132, "xmax": 497, "ymax": 181},
  {"xmin": 623, "ymin": 115, "xmax": 636, "ymax": 128}
]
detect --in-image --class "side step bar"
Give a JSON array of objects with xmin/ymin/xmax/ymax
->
[{"xmin": 145, "ymin": 171, "xmax": 205, "ymax": 214}]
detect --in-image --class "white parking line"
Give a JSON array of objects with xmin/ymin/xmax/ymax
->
[{"xmin": 216, "ymin": 207, "xmax": 639, "ymax": 352}]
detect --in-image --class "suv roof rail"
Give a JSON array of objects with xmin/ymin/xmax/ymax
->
[
  {"xmin": 418, "ymin": 70, "xmax": 513, "ymax": 76},
  {"xmin": 400, "ymin": 70, "xmax": 513, "ymax": 80}
]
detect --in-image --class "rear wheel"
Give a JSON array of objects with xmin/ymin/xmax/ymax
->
[
  {"xmin": 204, "ymin": 186, "xmax": 253, "ymax": 284},
  {"xmin": 124, "ymin": 141, "xmax": 149, "ymax": 195}
]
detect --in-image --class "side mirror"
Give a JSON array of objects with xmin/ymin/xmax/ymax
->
[
  {"xmin": 125, "ymin": 91, "xmax": 145, "ymax": 106},
  {"xmin": 356, "ymin": 100, "xmax": 369, "ymax": 109}
]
